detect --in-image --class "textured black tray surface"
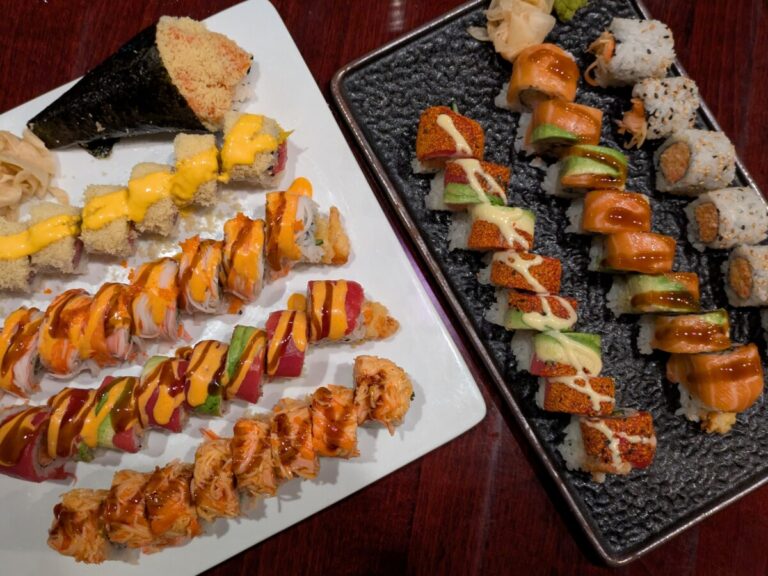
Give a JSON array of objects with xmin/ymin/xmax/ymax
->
[{"xmin": 337, "ymin": 0, "xmax": 766, "ymax": 561}]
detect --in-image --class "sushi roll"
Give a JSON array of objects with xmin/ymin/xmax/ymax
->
[
  {"xmin": 127, "ymin": 163, "xmax": 179, "ymax": 236},
  {"xmin": 431, "ymin": 159, "xmax": 509, "ymax": 211},
  {"xmin": 177, "ymin": 236, "xmax": 224, "ymax": 314},
  {"xmin": 222, "ymin": 214, "xmax": 265, "ymax": 302},
  {"xmin": 310, "ymin": 385, "xmax": 359, "ymax": 458},
  {"xmin": 46, "ymin": 387, "xmax": 98, "ymax": 461},
  {"xmin": 130, "ymin": 257, "xmax": 181, "ymax": 340},
  {"xmin": 638, "ymin": 310, "xmax": 731, "ymax": 355},
  {"xmin": 79, "ymin": 282, "xmax": 134, "ymax": 370},
  {"xmin": 511, "ymin": 330, "xmax": 602, "ymax": 377},
  {"xmin": 585, "ymin": 18, "xmax": 675, "ymax": 87},
  {"xmin": 498, "ymin": 44, "xmax": 579, "ymax": 112},
  {"xmin": 485, "ymin": 290, "xmax": 578, "ymax": 332},
  {"xmin": 48, "ymin": 489, "xmax": 110, "ymax": 564},
  {"xmin": 517, "ymin": 100, "xmax": 602, "ymax": 157},
  {"xmin": 27, "ymin": 202, "xmax": 83, "ymax": 274},
  {"xmin": 103, "ymin": 469, "xmax": 154, "ymax": 548},
  {"xmin": 607, "ymin": 272, "xmax": 700, "ymax": 316},
  {"xmin": 220, "ymin": 113, "xmax": 289, "ymax": 187},
  {"xmin": 654, "ymin": 129, "xmax": 736, "ymax": 195},
  {"xmin": 0, "ymin": 307, "xmax": 43, "ymax": 397},
  {"xmin": 28, "ymin": 16, "xmax": 252, "ymax": 155},
  {"xmin": 413, "ymin": 106, "xmax": 485, "ymax": 173},
  {"xmin": 542, "ymin": 145, "xmax": 628, "ymax": 197},
  {"xmin": 143, "ymin": 461, "xmax": 201, "ymax": 549},
  {"xmin": 270, "ymin": 398, "xmax": 319, "ymax": 480},
  {"xmin": 685, "ymin": 187, "xmax": 768, "ymax": 251},
  {"xmin": 0, "ymin": 405, "xmax": 70, "ymax": 482},
  {"xmin": 178, "ymin": 340, "xmax": 228, "ymax": 416},
  {"xmin": 265, "ymin": 309, "xmax": 308, "ymax": 378},
  {"xmin": 307, "ymin": 279, "xmax": 366, "ymax": 343},
  {"xmin": 171, "ymin": 133, "xmax": 219, "ymax": 207},
  {"xmin": 353, "ymin": 355, "xmax": 413, "ymax": 432},
  {"xmin": 80, "ymin": 376, "xmax": 143, "ymax": 454},
  {"xmin": 448, "ymin": 205, "xmax": 535, "ymax": 252},
  {"xmin": 536, "ymin": 375, "xmax": 615, "ymax": 416},
  {"xmin": 221, "ymin": 325, "xmax": 266, "ymax": 403},
  {"xmin": 38, "ymin": 289, "xmax": 93, "ymax": 378},
  {"xmin": 136, "ymin": 356, "xmax": 188, "ymax": 433},
  {"xmin": 668, "ymin": 344, "xmax": 764, "ymax": 434},
  {"xmin": 192, "ymin": 435, "xmax": 240, "ymax": 522},
  {"xmin": 566, "ymin": 190, "xmax": 651, "ymax": 235},
  {"xmin": 481, "ymin": 251, "xmax": 562, "ymax": 294},
  {"xmin": 588, "ymin": 231, "xmax": 676, "ymax": 274},
  {"xmin": 617, "ymin": 77, "xmax": 700, "ymax": 148},
  {"xmin": 80, "ymin": 185, "xmax": 136, "ymax": 258},
  {"xmin": 231, "ymin": 417, "xmax": 278, "ymax": 497},
  {"xmin": 558, "ymin": 411, "xmax": 657, "ymax": 482},
  {"xmin": 723, "ymin": 245, "xmax": 768, "ymax": 307},
  {"xmin": 0, "ymin": 218, "xmax": 33, "ymax": 291}
]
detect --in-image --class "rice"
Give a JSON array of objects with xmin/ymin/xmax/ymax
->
[
  {"xmin": 565, "ymin": 200, "xmax": 583, "ymax": 234},
  {"xmin": 633, "ymin": 77, "xmax": 699, "ymax": 140},
  {"xmin": 534, "ymin": 378, "xmax": 546, "ymax": 410},
  {"xmin": 447, "ymin": 214, "xmax": 470, "ymax": 251},
  {"xmin": 494, "ymin": 82, "xmax": 512, "ymax": 110},
  {"xmin": 477, "ymin": 262, "xmax": 491, "ymax": 285},
  {"xmin": 515, "ymin": 112, "xmax": 532, "ymax": 155},
  {"xmin": 484, "ymin": 290, "xmax": 508, "ymax": 327},
  {"xmin": 557, "ymin": 416, "xmax": 587, "ymax": 472},
  {"xmin": 509, "ymin": 331, "xmax": 533, "ymax": 370},
  {"xmin": 723, "ymin": 245, "xmax": 768, "ymax": 307},
  {"xmin": 636, "ymin": 316, "xmax": 654, "ymax": 355},
  {"xmin": 654, "ymin": 129, "xmax": 736, "ymax": 195},
  {"xmin": 685, "ymin": 187, "xmax": 768, "ymax": 251},
  {"xmin": 587, "ymin": 239, "xmax": 603, "ymax": 271},
  {"xmin": 411, "ymin": 157, "xmax": 436, "ymax": 174},
  {"xmin": 541, "ymin": 163, "xmax": 562, "ymax": 197},
  {"xmin": 606, "ymin": 278, "xmax": 628, "ymax": 317},
  {"xmin": 296, "ymin": 196, "xmax": 324, "ymax": 263},
  {"xmin": 424, "ymin": 173, "xmax": 449, "ymax": 211}
]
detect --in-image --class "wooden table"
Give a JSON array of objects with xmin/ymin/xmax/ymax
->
[{"xmin": 1, "ymin": 1, "xmax": 765, "ymax": 574}]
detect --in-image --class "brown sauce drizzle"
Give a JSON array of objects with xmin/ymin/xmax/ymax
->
[
  {"xmin": 267, "ymin": 312, "xmax": 296, "ymax": 375},
  {"xmin": 1, "ymin": 311, "xmax": 41, "ymax": 380},
  {"xmin": 266, "ymin": 193, "xmax": 287, "ymax": 271},
  {"xmin": 631, "ymin": 291, "xmax": 698, "ymax": 310},
  {"xmin": 654, "ymin": 321, "xmax": 728, "ymax": 348},
  {"xmin": 50, "ymin": 389, "xmax": 95, "ymax": 457},
  {"xmin": 0, "ymin": 407, "xmax": 46, "ymax": 466}
]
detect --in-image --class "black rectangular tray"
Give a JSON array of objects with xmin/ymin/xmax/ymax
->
[{"xmin": 331, "ymin": 0, "xmax": 767, "ymax": 566}]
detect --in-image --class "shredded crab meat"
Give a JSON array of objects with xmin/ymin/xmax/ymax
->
[
  {"xmin": 468, "ymin": 0, "xmax": 555, "ymax": 62},
  {"xmin": 616, "ymin": 98, "xmax": 648, "ymax": 148}
]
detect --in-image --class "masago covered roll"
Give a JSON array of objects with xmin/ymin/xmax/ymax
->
[{"xmin": 414, "ymin": 106, "xmax": 484, "ymax": 173}]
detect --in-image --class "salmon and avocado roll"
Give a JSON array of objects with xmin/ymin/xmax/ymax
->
[
  {"xmin": 566, "ymin": 190, "xmax": 651, "ymax": 235},
  {"xmin": 426, "ymin": 159, "xmax": 508, "ymax": 211},
  {"xmin": 130, "ymin": 257, "xmax": 181, "ymax": 340},
  {"xmin": 559, "ymin": 410, "xmax": 657, "ymax": 483},
  {"xmin": 80, "ymin": 376, "xmax": 144, "ymax": 454},
  {"xmin": 28, "ymin": 16, "xmax": 252, "ymax": 156},
  {"xmin": 511, "ymin": 330, "xmax": 602, "ymax": 377},
  {"xmin": 27, "ymin": 202, "xmax": 83, "ymax": 274},
  {"xmin": 543, "ymin": 145, "xmax": 628, "ymax": 197},
  {"xmin": 723, "ymin": 245, "xmax": 768, "ymax": 307},
  {"xmin": 353, "ymin": 355, "xmax": 413, "ymax": 433},
  {"xmin": 498, "ymin": 44, "xmax": 579, "ymax": 112},
  {"xmin": 231, "ymin": 417, "xmax": 277, "ymax": 497},
  {"xmin": 607, "ymin": 272, "xmax": 700, "ymax": 316},
  {"xmin": 685, "ymin": 188, "xmax": 768, "ymax": 251},
  {"xmin": 448, "ymin": 205, "xmax": 535, "ymax": 252},
  {"xmin": 220, "ymin": 113, "xmax": 289, "ymax": 187},
  {"xmin": 222, "ymin": 214, "xmax": 265, "ymax": 302},
  {"xmin": 178, "ymin": 340, "xmax": 228, "ymax": 416},
  {"xmin": 414, "ymin": 106, "xmax": 484, "ymax": 173},
  {"xmin": 0, "ymin": 307, "xmax": 43, "ymax": 398},
  {"xmin": 270, "ymin": 398, "xmax": 319, "ymax": 480},
  {"xmin": 655, "ymin": 129, "xmax": 736, "ymax": 195},
  {"xmin": 266, "ymin": 309, "xmax": 308, "ymax": 379},
  {"xmin": 103, "ymin": 469, "xmax": 154, "ymax": 548},
  {"xmin": 311, "ymin": 385, "xmax": 359, "ymax": 459},
  {"xmin": 0, "ymin": 405, "xmax": 69, "ymax": 482},
  {"xmin": 481, "ymin": 251, "xmax": 562, "ymax": 294},
  {"xmin": 81, "ymin": 185, "xmax": 136, "ymax": 258},
  {"xmin": 668, "ymin": 344, "xmax": 764, "ymax": 434},
  {"xmin": 638, "ymin": 310, "xmax": 731, "ymax": 355},
  {"xmin": 589, "ymin": 231, "xmax": 676, "ymax": 274},
  {"xmin": 127, "ymin": 163, "xmax": 179, "ymax": 236},
  {"xmin": 485, "ymin": 290, "xmax": 578, "ymax": 332},
  {"xmin": 39, "ymin": 289, "xmax": 92, "ymax": 378},
  {"xmin": 48, "ymin": 489, "xmax": 110, "ymax": 564},
  {"xmin": 143, "ymin": 461, "xmax": 201, "ymax": 549},
  {"xmin": 0, "ymin": 218, "xmax": 33, "ymax": 292},
  {"xmin": 517, "ymin": 100, "xmax": 602, "ymax": 157},
  {"xmin": 79, "ymin": 282, "xmax": 133, "ymax": 371},
  {"xmin": 46, "ymin": 387, "xmax": 97, "ymax": 461},
  {"xmin": 536, "ymin": 375, "xmax": 615, "ymax": 416},
  {"xmin": 192, "ymin": 435, "xmax": 240, "ymax": 521},
  {"xmin": 178, "ymin": 236, "xmax": 224, "ymax": 314},
  {"xmin": 137, "ymin": 356, "xmax": 188, "ymax": 433},
  {"xmin": 171, "ymin": 133, "xmax": 219, "ymax": 207},
  {"xmin": 221, "ymin": 325, "xmax": 266, "ymax": 403}
]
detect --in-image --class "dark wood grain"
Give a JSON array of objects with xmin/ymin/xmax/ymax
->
[{"xmin": 0, "ymin": 1, "xmax": 765, "ymax": 574}]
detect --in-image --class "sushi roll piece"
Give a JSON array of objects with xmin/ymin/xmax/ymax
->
[
  {"xmin": 511, "ymin": 330, "xmax": 602, "ymax": 377},
  {"xmin": 130, "ymin": 257, "xmax": 181, "ymax": 340},
  {"xmin": 685, "ymin": 187, "xmax": 768, "ymax": 251},
  {"xmin": 0, "ymin": 307, "xmax": 43, "ymax": 398},
  {"xmin": 103, "ymin": 469, "xmax": 154, "ymax": 548},
  {"xmin": 171, "ymin": 133, "xmax": 219, "ymax": 207},
  {"xmin": 79, "ymin": 282, "xmax": 134, "ymax": 370},
  {"xmin": 307, "ymin": 279, "xmax": 366, "ymax": 343},
  {"xmin": 566, "ymin": 190, "xmax": 651, "ymax": 235},
  {"xmin": 414, "ymin": 106, "xmax": 485, "ymax": 173},
  {"xmin": 498, "ymin": 44, "xmax": 579, "ymax": 112},
  {"xmin": 48, "ymin": 489, "xmax": 110, "ymax": 564},
  {"xmin": 80, "ymin": 184, "xmax": 136, "ymax": 258},
  {"xmin": 46, "ymin": 387, "xmax": 98, "ymax": 461},
  {"xmin": 668, "ymin": 344, "xmax": 764, "ymax": 434},
  {"xmin": 127, "ymin": 163, "xmax": 179, "ymax": 236},
  {"xmin": 638, "ymin": 310, "xmax": 731, "ymax": 355},
  {"xmin": 448, "ymin": 205, "xmax": 535, "ymax": 252},
  {"xmin": 220, "ymin": 113, "xmax": 289, "ymax": 187},
  {"xmin": 28, "ymin": 16, "xmax": 252, "ymax": 155},
  {"xmin": 437, "ymin": 159, "xmax": 509, "ymax": 210},
  {"xmin": 270, "ymin": 398, "xmax": 319, "ymax": 480},
  {"xmin": 136, "ymin": 356, "xmax": 188, "ymax": 433},
  {"xmin": 0, "ymin": 218, "xmax": 33, "ymax": 291},
  {"xmin": 231, "ymin": 417, "xmax": 278, "ymax": 497},
  {"xmin": 353, "ymin": 355, "xmax": 413, "ymax": 433},
  {"xmin": 143, "ymin": 461, "xmax": 201, "ymax": 549},
  {"xmin": 585, "ymin": 18, "xmax": 675, "ymax": 87},
  {"xmin": 221, "ymin": 325, "xmax": 266, "ymax": 403},
  {"xmin": 617, "ymin": 77, "xmax": 700, "ymax": 148},
  {"xmin": 517, "ymin": 100, "xmax": 602, "ymax": 157},
  {"xmin": 80, "ymin": 376, "xmax": 143, "ymax": 453},
  {"xmin": 481, "ymin": 251, "xmax": 562, "ymax": 294},
  {"xmin": 310, "ymin": 385, "xmax": 359, "ymax": 458},
  {"xmin": 38, "ymin": 289, "xmax": 93, "ymax": 378},
  {"xmin": 723, "ymin": 245, "xmax": 768, "ymax": 307},
  {"xmin": 265, "ymin": 309, "xmax": 308, "ymax": 378},
  {"xmin": 178, "ymin": 340, "xmax": 228, "ymax": 416},
  {"xmin": 27, "ymin": 202, "xmax": 83, "ymax": 274},
  {"xmin": 536, "ymin": 375, "xmax": 615, "ymax": 416},
  {"xmin": 607, "ymin": 272, "xmax": 700, "ymax": 316},
  {"xmin": 588, "ymin": 231, "xmax": 676, "ymax": 274},
  {"xmin": 558, "ymin": 411, "xmax": 657, "ymax": 482},
  {"xmin": 177, "ymin": 236, "xmax": 224, "ymax": 314},
  {"xmin": 222, "ymin": 214, "xmax": 265, "ymax": 302},
  {"xmin": 192, "ymin": 435, "xmax": 240, "ymax": 522},
  {"xmin": 0, "ymin": 405, "xmax": 70, "ymax": 482},
  {"xmin": 485, "ymin": 289, "xmax": 578, "ymax": 332},
  {"xmin": 654, "ymin": 129, "xmax": 736, "ymax": 195},
  {"xmin": 542, "ymin": 145, "xmax": 628, "ymax": 197}
]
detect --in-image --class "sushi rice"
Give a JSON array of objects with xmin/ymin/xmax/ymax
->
[{"xmin": 684, "ymin": 187, "xmax": 768, "ymax": 251}]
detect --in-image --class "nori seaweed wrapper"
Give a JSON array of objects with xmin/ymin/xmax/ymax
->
[{"xmin": 27, "ymin": 24, "xmax": 207, "ymax": 157}]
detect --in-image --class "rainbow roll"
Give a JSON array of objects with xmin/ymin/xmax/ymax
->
[
  {"xmin": 0, "ymin": 406, "xmax": 69, "ymax": 482},
  {"xmin": 222, "ymin": 326, "xmax": 266, "ymax": 404},
  {"xmin": 137, "ymin": 356, "xmax": 189, "ymax": 433},
  {"xmin": 265, "ymin": 310, "xmax": 308, "ymax": 379}
]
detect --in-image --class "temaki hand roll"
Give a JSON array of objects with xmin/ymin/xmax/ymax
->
[{"xmin": 28, "ymin": 16, "xmax": 252, "ymax": 156}]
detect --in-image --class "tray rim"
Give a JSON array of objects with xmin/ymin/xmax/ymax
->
[{"xmin": 330, "ymin": 0, "xmax": 767, "ymax": 566}]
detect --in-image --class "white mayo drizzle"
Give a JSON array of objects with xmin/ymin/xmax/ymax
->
[
  {"xmin": 454, "ymin": 159, "xmax": 506, "ymax": 203},
  {"xmin": 521, "ymin": 295, "xmax": 577, "ymax": 331},
  {"xmin": 552, "ymin": 376, "xmax": 613, "ymax": 412},
  {"xmin": 545, "ymin": 330, "xmax": 603, "ymax": 376},
  {"xmin": 472, "ymin": 204, "xmax": 532, "ymax": 250},
  {"xmin": 493, "ymin": 251, "xmax": 546, "ymax": 293},
  {"xmin": 436, "ymin": 114, "xmax": 472, "ymax": 155},
  {"xmin": 582, "ymin": 418, "xmax": 656, "ymax": 470}
]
